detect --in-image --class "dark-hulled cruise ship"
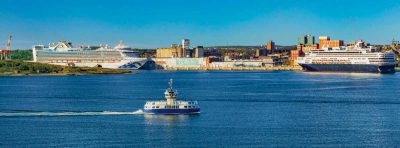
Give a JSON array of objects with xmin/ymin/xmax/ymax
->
[{"xmin": 297, "ymin": 41, "xmax": 397, "ymax": 74}]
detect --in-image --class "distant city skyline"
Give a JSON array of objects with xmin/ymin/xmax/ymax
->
[{"xmin": 1, "ymin": 0, "xmax": 400, "ymax": 49}]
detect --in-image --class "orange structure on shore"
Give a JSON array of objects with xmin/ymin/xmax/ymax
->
[{"xmin": 318, "ymin": 36, "xmax": 344, "ymax": 49}]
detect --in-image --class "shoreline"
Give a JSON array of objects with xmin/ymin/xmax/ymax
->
[
  {"xmin": 0, "ymin": 72, "xmax": 134, "ymax": 76},
  {"xmin": 1, "ymin": 62, "xmax": 398, "ymax": 76},
  {"xmin": 161, "ymin": 66, "xmax": 303, "ymax": 71},
  {"xmin": 0, "ymin": 60, "xmax": 133, "ymax": 76}
]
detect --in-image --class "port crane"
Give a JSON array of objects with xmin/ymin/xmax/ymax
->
[{"xmin": 0, "ymin": 35, "xmax": 12, "ymax": 60}]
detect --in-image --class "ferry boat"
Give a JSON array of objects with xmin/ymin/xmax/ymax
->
[
  {"xmin": 143, "ymin": 79, "xmax": 200, "ymax": 115},
  {"xmin": 32, "ymin": 41, "xmax": 148, "ymax": 69},
  {"xmin": 297, "ymin": 41, "xmax": 397, "ymax": 74}
]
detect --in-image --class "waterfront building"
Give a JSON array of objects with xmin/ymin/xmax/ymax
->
[
  {"xmin": 156, "ymin": 44, "xmax": 184, "ymax": 58},
  {"xmin": 298, "ymin": 44, "xmax": 319, "ymax": 53},
  {"xmin": 223, "ymin": 52, "xmax": 250, "ymax": 61},
  {"xmin": 194, "ymin": 46, "xmax": 204, "ymax": 58},
  {"xmin": 318, "ymin": 36, "xmax": 344, "ymax": 49},
  {"xmin": 297, "ymin": 35, "xmax": 319, "ymax": 54},
  {"xmin": 256, "ymin": 49, "xmax": 267, "ymax": 57},
  {"xmin": 150, "ymin": 58, "xmax": 207, "ymax": 69},
  {"xmin": 306, "ymin": 35, "xmax": 315, "ymax": 45},
  {"xmin": 266, "ymin": 40, "xmax": 275, "ymax": 53},
  {"xmin": 182, "ymin": 39, "xmax": 190, "ymax": 50},
  {"xmin": 298, "ymin": 35, "xmax": 315, "ymax": 45},
  {"xmin": 298, "ymin": 36, "xmax": 306, "ymax": 45},
  {"xmin": 182, "ymin": 39, "xmax": 190, "ymax": 57},
  {"xmin": 346, "ymin": 41, "xmax": 357, "ymax": 46},
  {"xmin": 205, "ymin": 56, "xmax": 222, "ymax": 65},
  {"xmin": 290, "ymin": 48, "xmax": 303, "ymax": 66},
  {"xmin": 347, "ymin": 40, "xmax": 368, "ymax": 47}
]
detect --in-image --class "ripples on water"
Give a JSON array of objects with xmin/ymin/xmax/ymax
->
[
  {"xmin": 0, "ymin": 110, "xmax": 145, "ymax": 117},
  {"xmin": 0, "ymin": 71, "xmax": 399, "ymax": 147}
]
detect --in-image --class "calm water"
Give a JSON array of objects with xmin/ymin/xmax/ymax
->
[{"xmin": 1, "ymin": 71, "xmax": 400, "ymax": 147}]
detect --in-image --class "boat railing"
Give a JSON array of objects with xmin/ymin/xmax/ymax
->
[{"xmin": 145, "ymin": 100, "xmax": 198, "ymax": 105}]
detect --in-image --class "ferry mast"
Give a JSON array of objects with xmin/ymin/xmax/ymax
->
[{"xmin": 164, "ymin": 79, "xmax": 177, "ymax": 105}]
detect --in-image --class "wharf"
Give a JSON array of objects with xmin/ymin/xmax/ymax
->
[{"xmin": 163, "ymin": 66, "xmax": 303, "ymax": 71}]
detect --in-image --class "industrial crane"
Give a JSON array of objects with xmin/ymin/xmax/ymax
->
[{"xmin": 0, "ymin": 35, "xmax": 12, "ymax": 60}]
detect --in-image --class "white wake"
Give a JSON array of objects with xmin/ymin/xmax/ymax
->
[{"xmin": 0, "ymin": 109, "xmax": 144, "ymax": 117}]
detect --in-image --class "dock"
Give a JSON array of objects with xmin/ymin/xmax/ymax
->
[{"xmin": 162, "ymin": 66, "xmax": 303, "ymax": 71}]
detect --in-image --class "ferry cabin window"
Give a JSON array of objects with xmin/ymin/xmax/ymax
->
[
  {"xmin": 152, "ymin": 106, "xmax": 155, "ymax": 109},
  {"xmin": 156, "ymin": 106, "xmax": 159, "ymax": 108},
  {"xmin": 184, "ymin": 106, "xmax": 187, "ymax": 108}
]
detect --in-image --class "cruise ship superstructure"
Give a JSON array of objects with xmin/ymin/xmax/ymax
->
[
  {"xmin": 297, "ymin": 41, "xmax": 397, "ymax": 73},
  {"xmin": 32, "ymin": 41, "xmax": 148, "ymax": 69}
]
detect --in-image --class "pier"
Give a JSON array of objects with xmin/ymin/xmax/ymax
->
[{"xmin": 162, "ymin": 66, "xmax": 303, "ymax": 71}]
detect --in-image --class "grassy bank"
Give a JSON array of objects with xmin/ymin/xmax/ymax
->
[
  {"xmin": 396, "ymin": 67, "xmax": 400, "ymax": 72},
  {"xmin": 0, "ymin": 60, "xmax": 132, "ymax": 76}
]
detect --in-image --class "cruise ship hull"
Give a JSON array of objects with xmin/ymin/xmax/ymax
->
[
  {"xmin": 46, "ymin": 58, "xmax": 148, "ymax": 70},
  {"xmin": 299, "ymin": 64, "xmax": 396, "ymax": 74},
  {"xmin": 144, "ymin": 108, "xmax": 200, "ymax": 115}
]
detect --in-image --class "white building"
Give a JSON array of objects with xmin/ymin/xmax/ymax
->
[
  {"xmin": 182, "ymin": 39, "xmax": 190, "ymax": 49},
  {"xmin": 182, "ymin": 39, "xmax": 190, "ymax": 57}
]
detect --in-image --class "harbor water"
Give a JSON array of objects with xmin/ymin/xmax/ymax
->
[{"xmin": 1, "ymin": 71, "xmax": 400, "ymax": 147}]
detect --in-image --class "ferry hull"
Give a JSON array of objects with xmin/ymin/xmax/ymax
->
[
  {"xmin": 144, "ymin": 108, "xmax": 200, "ymax": 115},
  {"xmin": 299, "ymin": 64, "xmax": 396, "ymax": 74}
]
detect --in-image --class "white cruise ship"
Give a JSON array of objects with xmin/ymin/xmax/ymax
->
[
  {"xmin": 32, "ymin": 41, "xmax": 148, "ymax": 69},
  {"xmin": 297, "ymin": 41, "xmax": 397, "ymax": 73}
]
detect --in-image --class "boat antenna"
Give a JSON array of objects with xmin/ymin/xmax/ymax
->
[{"xmin": 169, "ymin": 79, "xmax": 173, "ymax": 89}]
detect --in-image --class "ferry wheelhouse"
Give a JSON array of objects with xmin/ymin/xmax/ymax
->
[{"xmin": 143, "ymin": 79, "xmax": 200, "ymax": 115}]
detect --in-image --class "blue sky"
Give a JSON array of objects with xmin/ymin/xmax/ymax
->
[{"xmin": 0, "ymin": 0, "xmax": 400, "ymax": 49}]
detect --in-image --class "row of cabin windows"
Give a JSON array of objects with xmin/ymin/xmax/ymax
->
[
  {"xmin": 148, "ymin": 102, "xmax": 196, "ymax": 105},
  {"xmin": 146, "ymin": 105, "xmax": 196, "ymax": 109},
  {"xmin": 166, "ymin": 105, "xmax": 179, "ymax": 109}
]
